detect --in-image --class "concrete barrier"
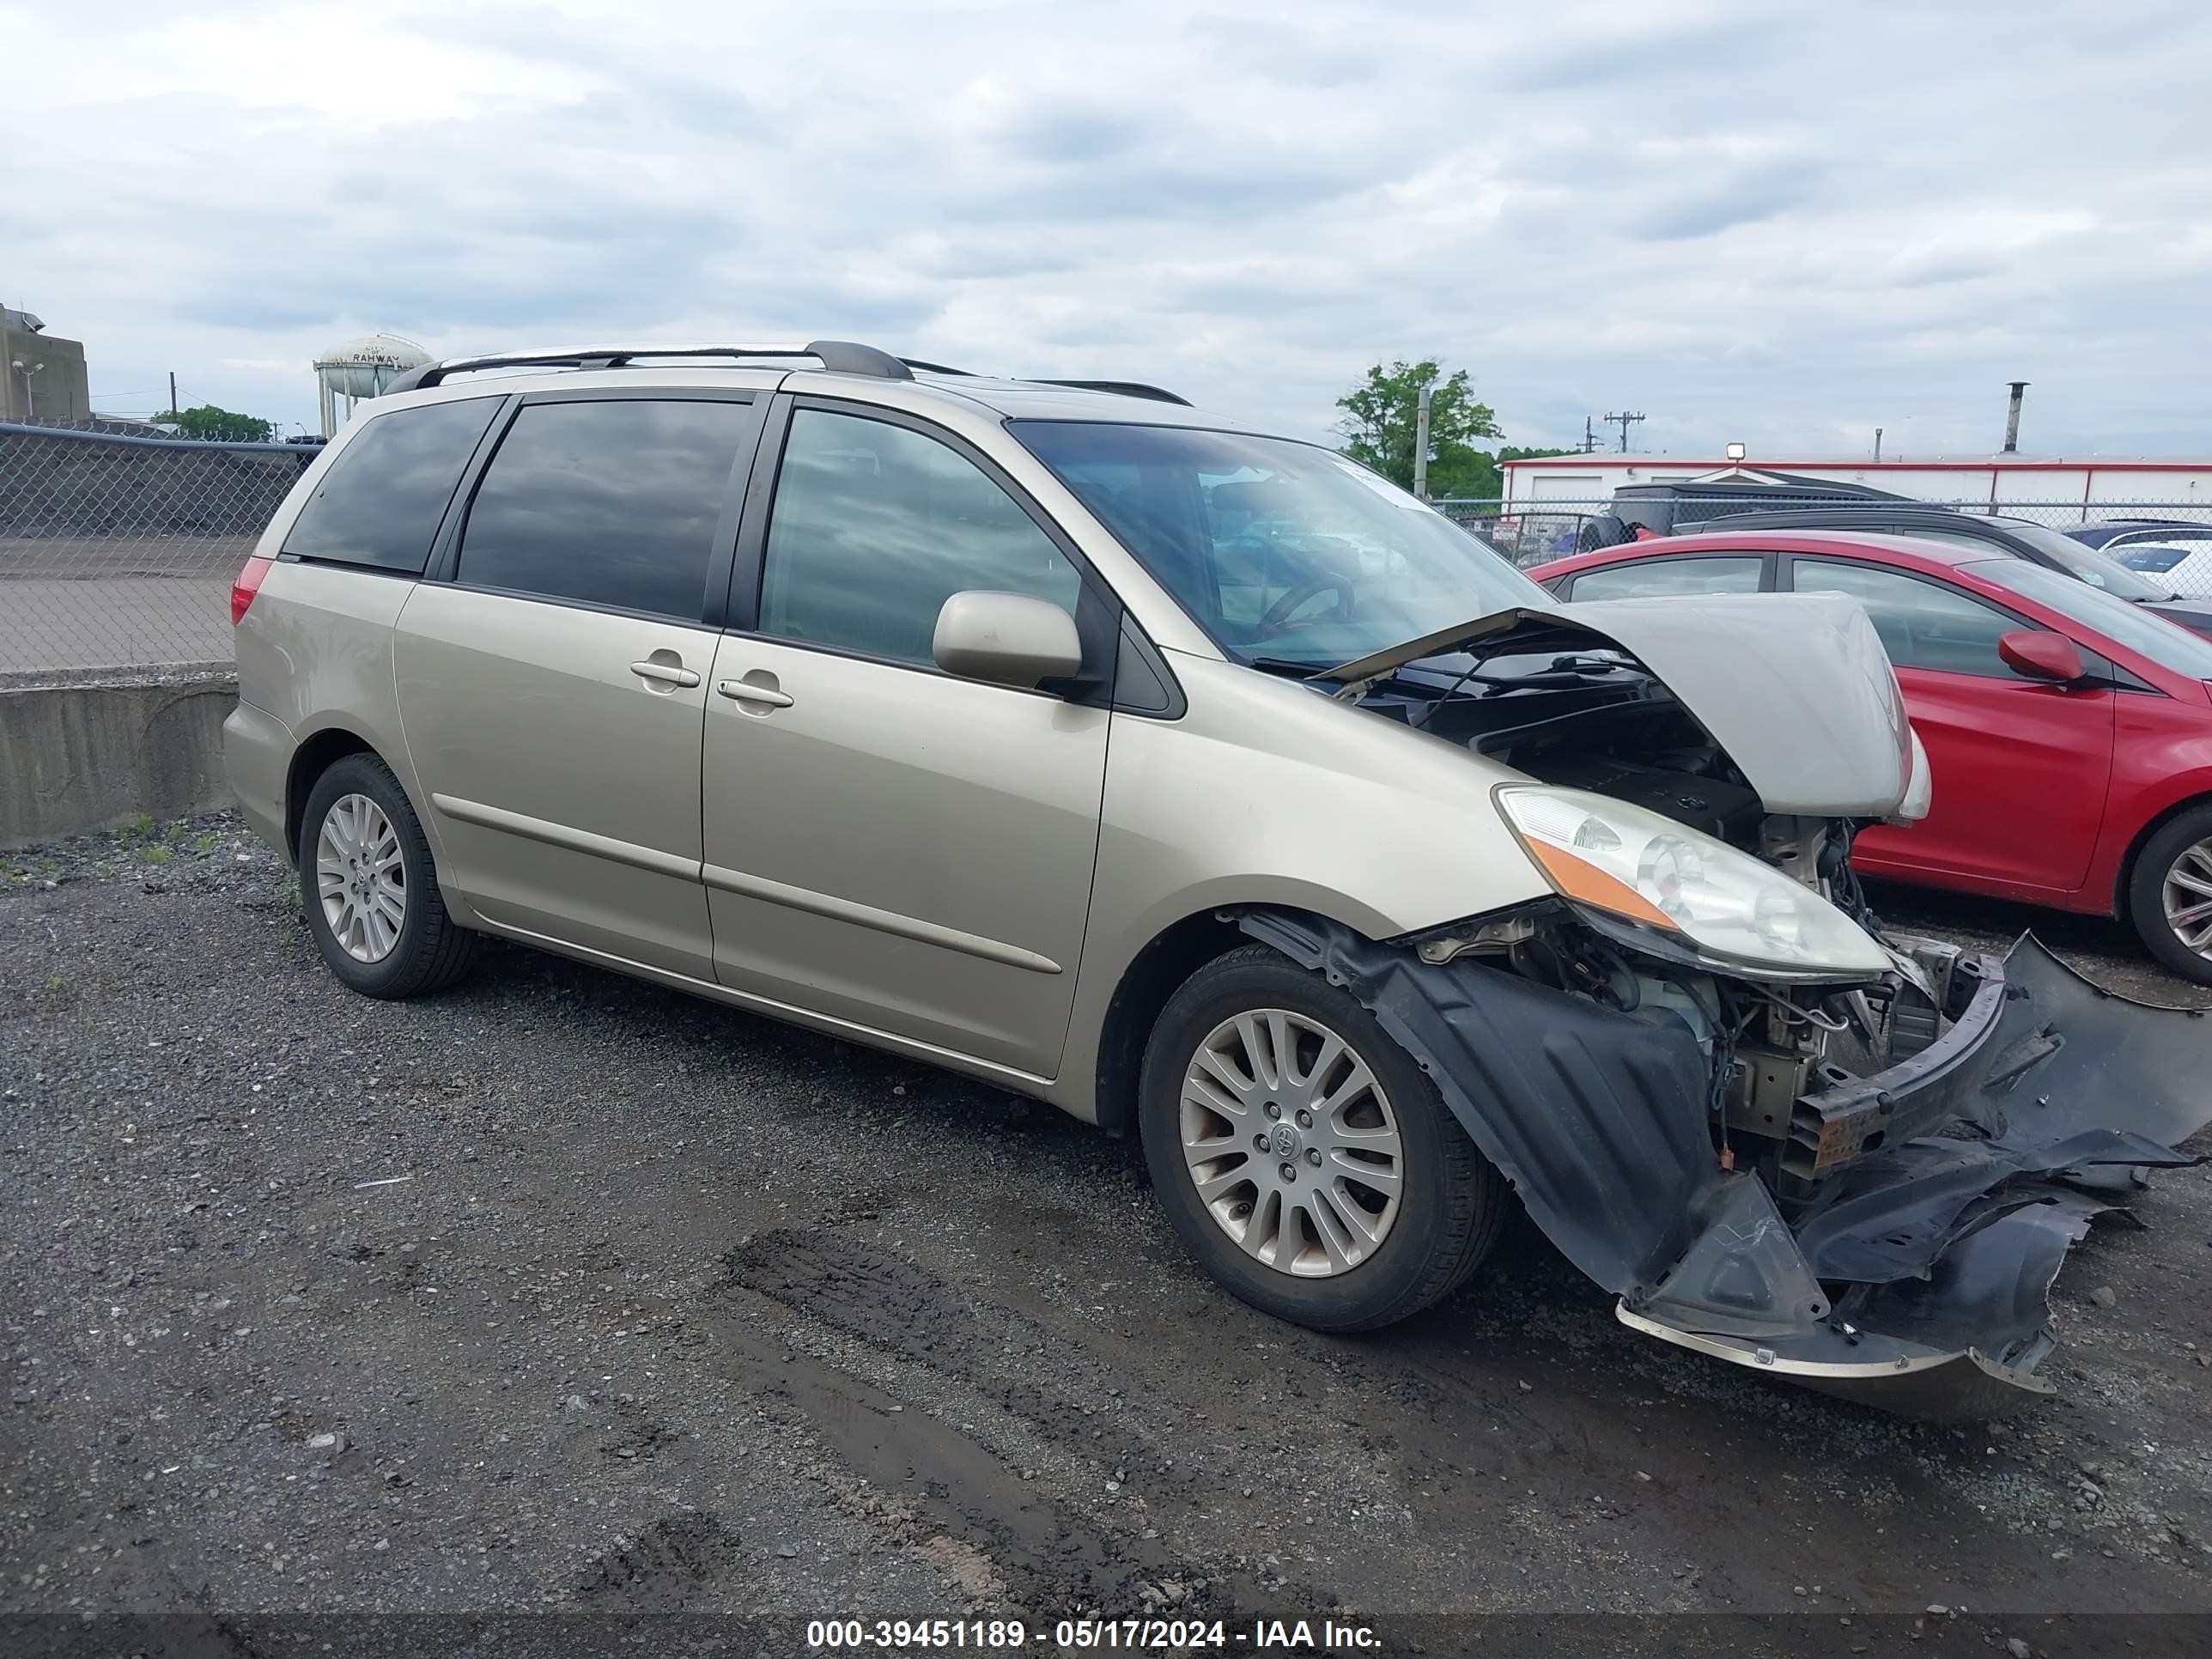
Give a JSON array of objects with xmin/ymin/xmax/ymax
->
[{"xmin": 0, "ymin": 668, "xmax": 236, "ymax": 846}]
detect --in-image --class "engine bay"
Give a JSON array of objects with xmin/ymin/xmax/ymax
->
[
  {"xmin": 1336, "ymin": 638, "xmax": 1947, "ymax": 1197},
  {"xmin": 1345, "ymin": 647, "xmax": 1767, "ymax": 848}
]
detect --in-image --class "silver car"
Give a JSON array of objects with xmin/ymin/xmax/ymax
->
[{"xmin": 225, "ymin": 340, "xmax": 2209, "ymax": 1417}]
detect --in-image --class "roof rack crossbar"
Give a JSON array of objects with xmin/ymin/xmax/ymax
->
[
  {"xmin": 1030, "ymin": 378, "xmax": 1192, "ymax": 407},
  {"xmin": 385, "ymin": 339, "xmax": 914, "ymax": 394}
]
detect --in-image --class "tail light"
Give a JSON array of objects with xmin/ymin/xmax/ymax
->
[{"xmin": 230, "ymin": 556, "xmax": 273, "ymax": 625}]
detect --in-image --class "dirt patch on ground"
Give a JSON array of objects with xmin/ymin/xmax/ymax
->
[{"xmin": 5, "ymin": 818, "xmax": 2209, "ymax": 1651}]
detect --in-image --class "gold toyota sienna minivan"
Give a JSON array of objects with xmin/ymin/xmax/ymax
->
[{"xmin": 225, "ymin": 340, "xmax": 2211, "ymax": 1418}]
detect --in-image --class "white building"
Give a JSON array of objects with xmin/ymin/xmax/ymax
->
[{"xmin": 1498, "ymin": 454, "xmax": 2212, "ymax": 520}]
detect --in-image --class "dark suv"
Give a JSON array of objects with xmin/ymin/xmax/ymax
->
[{"xmin": 1608, "ymin": 476, "xmax": 1916, "ymax": 538}]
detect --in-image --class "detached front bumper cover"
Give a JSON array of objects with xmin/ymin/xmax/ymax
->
[{"xmin": 1240, "ymin": 915, "xmax": 2211, "ymax": 1420}]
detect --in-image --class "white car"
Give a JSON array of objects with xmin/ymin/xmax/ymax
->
[{"xmin": 2106, "ymin": 527, "xmax": 2212, "ymax": 598}]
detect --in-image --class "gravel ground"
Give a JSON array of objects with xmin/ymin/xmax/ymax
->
[{"xmin": 4, "ymin": 815, "xmax": 2209, "ymax": 1655}]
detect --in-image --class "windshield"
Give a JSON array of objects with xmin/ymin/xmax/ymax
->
[
  {"xmin": 1012, "ymin": 421, "xmax": 1553, "ymax": 667},
  {"xmin": 1897, "ymin": 520, "xmax": 2169, "ymax": 600},
  {"xmin": 1990, "ymin": 520, "xmax": 2172, "ymax": 601},
  {"xmin": 1963, "ymin": 558, "xmax": 2212, "ymax": 679}
]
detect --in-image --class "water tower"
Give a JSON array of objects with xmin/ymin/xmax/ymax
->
[{"xmin": 313, "ymin": 333, "xmax": 432, "ymax": 435}]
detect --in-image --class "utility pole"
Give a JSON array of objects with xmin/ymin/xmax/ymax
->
[
  {"xmin": 1413, "ymin": 381, "xmax": 1432, "ymax": 500},
  {"xmin": 1874, "ymin": 427, "xmax": 1883, "ymax": 463},
  {"xmin": 1579, "ymin": 416, "xmax": 1600, "ymax": 453},
  {"xmin": 1602, "ymin": 410, "xmax": 1645, "ymax": 453},
  {"xmin": 168, "ymin": 372, "xmax": 177, "ymax": 417}
]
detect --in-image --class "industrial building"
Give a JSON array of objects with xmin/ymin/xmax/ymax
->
[
  {"xmin": 1, "ymin": 307, "xmax": 91, "ymax": 423},
  {"xmin": 1499, "ymin": 453, "xmax": 2212, "ymax": 518}
]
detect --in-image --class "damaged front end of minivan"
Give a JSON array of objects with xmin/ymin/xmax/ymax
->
[{"xmin": 1279, "ymin": 592, "xmax": 2212, "ymax": 1419}]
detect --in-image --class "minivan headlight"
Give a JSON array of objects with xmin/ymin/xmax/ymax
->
[{"xmin": 1495, "ymin": 785, "xmax": 1892, "ymax": 981}]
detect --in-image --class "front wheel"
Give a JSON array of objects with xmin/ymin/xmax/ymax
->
[
  {"xmin": 298, "ymin": 752, "xmax": 481, "ymax": 999},
  {"xmin": 1138, "ymin": 945, "xmax": 1509, "ymax": 1332},
  {"xmin": 2127, "ymin": 803, "xmax": 2212, "ymax": 986}
]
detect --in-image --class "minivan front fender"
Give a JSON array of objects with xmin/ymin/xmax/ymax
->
[{"xmin": 1053, "ymin": 653, "xmax": 1555, "ymax": 1123}]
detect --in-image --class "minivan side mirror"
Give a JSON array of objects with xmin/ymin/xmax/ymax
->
[
  {"xmin": 933, "ymin": 591, "xmax": 1083, "ymax": 690},
  {"xmin": 1998, "ymin": 629, "xmax": 2087, "ymax": 684}
]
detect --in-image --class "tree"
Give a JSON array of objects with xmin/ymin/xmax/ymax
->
[
  {"xmin": 161, "ymin": 404, "xmax": 275, "ymax": 443},
  {"xmin": 1335, "ymin": 359, "xmax": 1503, "ymax": 500}
]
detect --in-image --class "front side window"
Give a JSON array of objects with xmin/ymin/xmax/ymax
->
[
  {"xmin": 1566, "ymin": 556, "xmax": 1763, "ymax": 601},
  {"xmin": 1791, "ymin": 559, "xmax": 2032, "ymax": 678},
  {"xmin": 1012, "ymin": 421, "xmax": 1552, "ymax": 669},
  {"xmin": 456, "ymin": 399, "xmax": 755, "ymax": 621},
  {"xmin": 1964, "ymin": 558, "xmax": 2212, "ymax": 679},
  {"xmin": 283, "ymin": 397, "xmax": 502, "ymax": 573},
  {"xmin": 759, "ymin": 408, "xmax": 1082, "ymax": 667}
]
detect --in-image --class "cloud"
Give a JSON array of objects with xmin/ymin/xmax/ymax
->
[
  {"xmin": 1630, "ymin": 161, "xmax": 1830, "ymax": 241},
  {"xmin": 4, "ymin": 0, "xmax": 2210, "ymax": 460}
]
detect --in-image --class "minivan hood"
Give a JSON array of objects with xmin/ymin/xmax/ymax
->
[{"xmin": 1328, "ymin": 592, "xmax": 1914, "ymax": 817}]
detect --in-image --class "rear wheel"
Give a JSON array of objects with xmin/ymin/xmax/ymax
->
[
  {"xmin": 1139, "ymin": 945, "xmax": 1509, "ymax": 1332},
  {"xmin": 2127, "ymin": 802, "xmax": 2212, "ymax": 986},
  {"xmin": 298, "ymin": 753, "xmax": 480, "ymax": 999}
]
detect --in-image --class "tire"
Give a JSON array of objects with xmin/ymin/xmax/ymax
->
[
  {"xmin": 1138, "ymin": 944, "xmax": 1509, "ymax": 1332},
  {"xmin": 2126, "ymin": 802, "xmax": 2212, "ymax": 986},
  {"xmin": 297, "ymin": 752, "xmax": 480, "ymax": 999}
]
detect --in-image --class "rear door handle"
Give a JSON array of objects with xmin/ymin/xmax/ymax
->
[
  {"xmin": 716, "ymin": 678, "xmax": 793, "ymax": 708},
  {"xmin": 630, "ymin": 660, "xmax": 701, "ymax": 688}
]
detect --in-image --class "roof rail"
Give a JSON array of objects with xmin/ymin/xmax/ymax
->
[
  {"xmin": 383, "ymin": 338, "xmax": 914, "ymax": 395},
  {"xmin": 1030, "ymin": 379, "xmax": 1192, "ymax": 407},
  {"xmin": 378, "ymin": 343, "xmax": 1194, "ymax": 409},
  {"xmin": 901, "ymin": 363, "xmax": 1191, "ymax": 406}
]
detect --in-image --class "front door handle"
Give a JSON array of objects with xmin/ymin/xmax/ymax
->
[
  {"xmin": 631, "ymin": 660, "xmax": 701, "ymax": 689},
  {"xmin": 716, "ymin": 678, "xmax": 794, "ymax": 709}
]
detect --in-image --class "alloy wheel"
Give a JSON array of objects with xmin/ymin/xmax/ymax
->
[
  {"xmin": 315, "ymin": 793, "xmax": 407, "ymax": 963},
  {"xmin": 2162, "ymin": 837, "xmax": 2212, "ymax": 959},
  {"xmin": 1178, "ymin": 1007, "xmax": 1404, "ymax": 1278}
]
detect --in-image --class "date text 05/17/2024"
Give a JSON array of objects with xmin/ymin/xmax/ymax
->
[{"xmin": 805, "ymin": 1617, "xmax": 1382, "ymax": 1650}]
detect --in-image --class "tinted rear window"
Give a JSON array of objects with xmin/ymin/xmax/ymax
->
[
  {"xmin": 455, "ymin": 399, "xmax": 755, "ymax": 622},
  {"xmin": 2117, "ymin": 544, "xmax": 2191, "ymax": 574},
  {"xmin": 283, "ymin": 398, "xmax": 503, "ymax": 573}
]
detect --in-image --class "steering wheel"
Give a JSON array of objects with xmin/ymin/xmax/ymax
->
[{"xmin": 1253, "ymin": 572, "xmax": 1356, "ymax": 641}]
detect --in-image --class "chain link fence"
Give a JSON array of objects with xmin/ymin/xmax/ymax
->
[
  {"xmin": 10, "ymin": 426, "xmax": 2212, "ymax": 676},
  {"xmin": 0, "ymin": 422, "xmax": 319, "ymax": 678}
]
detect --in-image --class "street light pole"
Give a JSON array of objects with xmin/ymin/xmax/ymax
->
[
  {"xmin": 1413, "ymin": 381, "xmax": 1432, "ymax": 500},
  {"xmin": 11, "ymin": 359, "xmax": 41, "ymax": 420}
]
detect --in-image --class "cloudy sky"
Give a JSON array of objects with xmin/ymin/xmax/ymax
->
[{"xmin": 5, "ymin": 0, "xmax": 2208, "ymax": 461}]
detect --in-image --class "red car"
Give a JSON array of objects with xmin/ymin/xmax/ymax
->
[{"xmin": 1526, "ymin": 529, "xmax": 2212, "ymax": 982}]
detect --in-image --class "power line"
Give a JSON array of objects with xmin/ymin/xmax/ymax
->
[{"xmin": 1601, "ymin": 410, "xmax": 1646, "ymax": 453}]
